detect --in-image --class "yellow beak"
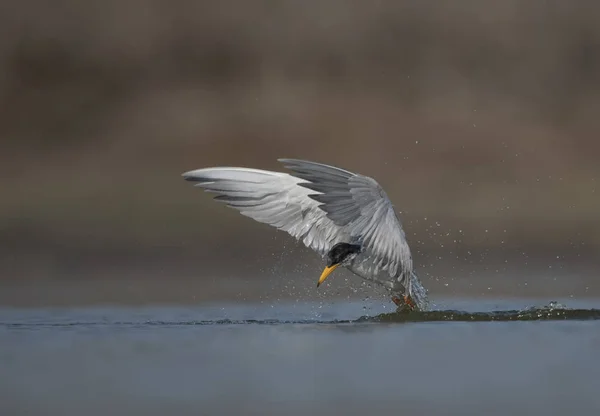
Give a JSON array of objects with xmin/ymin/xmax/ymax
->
[{"xmin": 317, "ymin": 264, "xmax": 339, "ymax": 287}]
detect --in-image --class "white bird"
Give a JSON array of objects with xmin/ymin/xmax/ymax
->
[{"xmin": 182, "ymin": 159, "xmax": 428, "ymax": 311}]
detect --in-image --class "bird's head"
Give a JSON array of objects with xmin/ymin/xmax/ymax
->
[{"xmin": 317, "ymin": 242, "xmax": 362, "ymax": 287}]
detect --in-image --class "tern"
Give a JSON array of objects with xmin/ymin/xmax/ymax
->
[{"xmin": 182, "ymin": 159, "xmax": 428, "ymax": 311}]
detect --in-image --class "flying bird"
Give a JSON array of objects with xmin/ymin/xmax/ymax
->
[{"xmin": 182, "ymin": 159, "xmax": 428, "ymax": 311}]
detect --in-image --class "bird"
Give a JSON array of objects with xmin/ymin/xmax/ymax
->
[{"xmin": 182, "ymin": 159, "xmax": 428, "ymax": 311}]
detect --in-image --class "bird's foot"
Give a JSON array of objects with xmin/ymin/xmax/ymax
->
[{"xmin": 392, "ymin": 294, "xmax": 416, "ymax": 312}]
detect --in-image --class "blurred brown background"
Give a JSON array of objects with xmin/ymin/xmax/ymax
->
[{"xmin": 1, "ymin": 1, "xmax": 599, "ymax": 306}]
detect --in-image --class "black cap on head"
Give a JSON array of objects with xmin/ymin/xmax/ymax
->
[{"xmin": 326, "ymin": 242, "xmax": 361, "ymax": 267}]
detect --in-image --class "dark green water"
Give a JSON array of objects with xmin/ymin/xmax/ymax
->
[{"xmin": 1, "ymin": 298, "xmax": 599, "ymax": 415}]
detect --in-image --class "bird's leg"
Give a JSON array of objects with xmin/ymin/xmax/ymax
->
[{"xmin": 391, "ymin": 294, "xmax": 416, "ymax": 312}]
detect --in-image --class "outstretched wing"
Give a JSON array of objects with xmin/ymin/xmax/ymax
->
[
  {"xmin": 181, "ymin": 166, "xmax": 348, "ymax": 256},
  {"xmin": 278, "ymin": 159, "xmax": 413, "ymax": 278},
  {"xmin": 182, "ymin": 159, "xmax": 413, "ymax": 280}
]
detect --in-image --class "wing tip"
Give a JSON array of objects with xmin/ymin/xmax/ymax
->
[
  {"xmin": 278, "ymin": 157, "xmax": 328, "ymax": 167},
  {"xmin": 277, "ymin": 158, "xmax": 357, "ymax": 177},
  {"xmin": 181, "ymin": 169, "xmax": 205, "ymax": 182},
  {"xmin": 277, "ymin": 158, "xmax": 303, "ymax": 166}
]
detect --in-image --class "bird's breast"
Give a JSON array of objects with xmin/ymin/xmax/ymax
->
[{"xmin": 348, "ymin": 254, "xmax": 398, "ymax": 290}]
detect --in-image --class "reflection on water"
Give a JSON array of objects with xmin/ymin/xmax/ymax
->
[{"xmin": 1, "ymin": 298, "xmax": 600, "ymax": 416}]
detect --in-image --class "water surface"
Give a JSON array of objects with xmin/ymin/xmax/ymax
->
[{"xmin": 1, "ymin": 298, "xmax": 599, "ymax": 416}]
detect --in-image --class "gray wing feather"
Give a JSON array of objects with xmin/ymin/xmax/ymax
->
[
  {"xmin": 181, "ymin": 166, "xmax": 347, "ymax": 256},
  {"xmin": 278, "ymin": 159, "xmax": 413, "ymax": 278}
]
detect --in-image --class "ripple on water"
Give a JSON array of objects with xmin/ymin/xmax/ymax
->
[{"xmin": 2, "ymin": 301, "xmax": 599, "ymax": 327}]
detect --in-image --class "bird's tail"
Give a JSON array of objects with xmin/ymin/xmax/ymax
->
[{"xmin": 407, "ymin": 271, "xmax": 429, "ymax": 311}]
